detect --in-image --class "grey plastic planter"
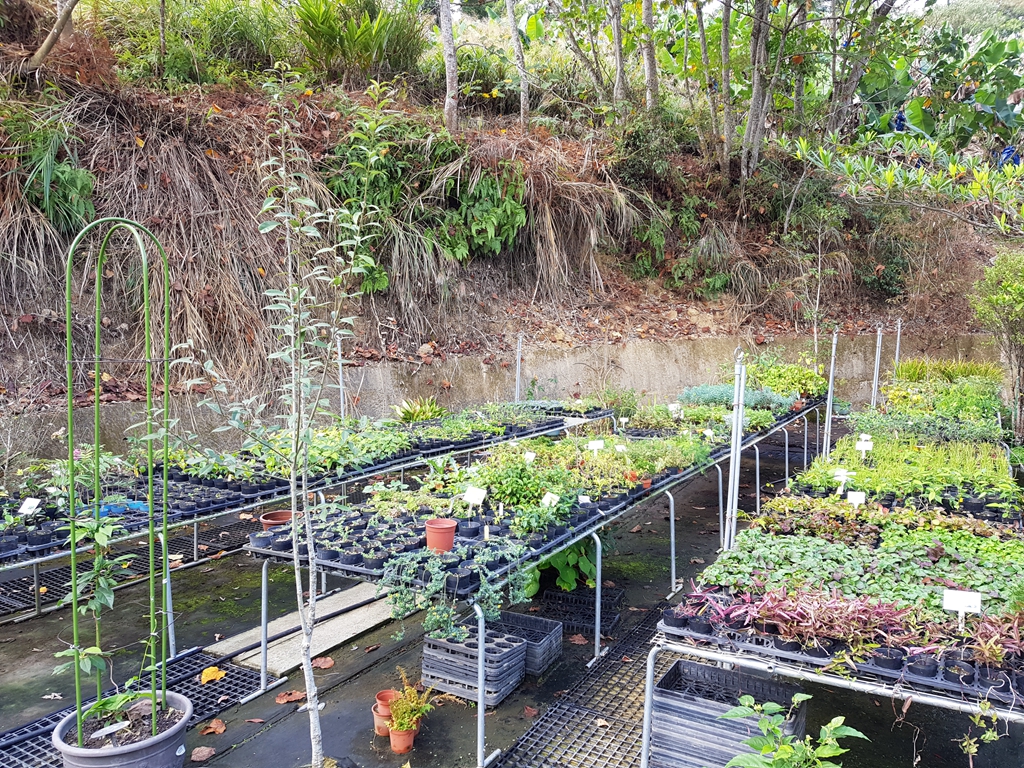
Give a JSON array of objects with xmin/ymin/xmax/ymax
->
[{"xmin": 52, "ymin": 691, "xmax": 193, "ymax": 768}]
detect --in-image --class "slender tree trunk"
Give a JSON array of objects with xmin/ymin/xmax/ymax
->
[
  {"xmin": 159, "ymin": 0, "xmax": 167, "ymax": 77},
  {"xmin": 27, "ymin": 0, "xmax": 81, "ymax": 70},
  {"xmin": 719, "ymin": 0, "xmax": 733, "ymax": 178},
  {"xmin": 694, "ymin": 1, "xmax": 720, "ymax": 159},
  {"xmin": 439, "ymin": 0, "xmax": 459, "ymax": 133},
  {"xmin": 740, "ymin": 0, "xmax": 769, "ymax": 182},
  {"xmin": 561, "ymin": 20, "xmax": 608, "ymax": 98},
  {"xmin": 791, "ymin": 4, "xmax": 807, "ymax": 136},
  {"xmin": 55, "ymin": 0, "xmax": 75, "ymax": 37},
  {"xmin": 505, "ymin": 0, "xmax": 529, "ymax": 126},
  {"xmin": 608, "ymin": 0, "xmax": 627, "ymax": 105},
  {"xmin": 641, "ymin": 0, "xmax": 658, "ymax": 111},
  {"xmin": 827, "ymin": 0, "xmax": 897, "ymax": 133}
]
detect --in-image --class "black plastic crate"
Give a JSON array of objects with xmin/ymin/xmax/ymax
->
[
  {"xmin": 464, "ymin": 611, "xmax": 562, "ymax": 676},
  {"xmin": 542, "ymin": 586, "xmax": 625, "ymax": 611}
]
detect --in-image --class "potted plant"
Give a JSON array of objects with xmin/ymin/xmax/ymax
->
[{"xmin": 388, "ymin": 670, "xmax": 434, "ymax": 754}]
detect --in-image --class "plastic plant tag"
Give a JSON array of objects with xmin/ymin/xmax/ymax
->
[
  {"xmin": 464, "ymin": 486, "xmax": 487, "ymax": 506},
  {"xmin": 541, "ymin": 492, "xmax": 560, "ymax": 508},
  {"xmin": 943, "ymin": 590, "xmax": 982, "ymax": 613},
  {"xmin": 615, "ymin": 444, "xmax": 628, "ymax": 453},
  {"xmin": 483, "ymin": 525, "xmax": 490, "ymax": 541},
  {"xmin": 619, "ymin": 417, "xmax": 629, "ymax": 426},
  {"xmin": 587, "ymin": 440, "xmax": 605, "ymax": 451},
  {"xmin": 578, "ymin": 495, "xmax": 591, "ymax": 505},
  {"xmin": 17, "ymin": 497, "xmax": 41, "ymax": 516},
  {"xmin": 667, "ymin": 403, "xmax": 681, "ymax": 414},
  {"xmin": 523, "ymin": 451, "xmax": 536, "ymax": 464},
  {"xmin": 847, "ymin": 491, "xmax": 866, "ymax": 508},
  {"xmin": 833, "ymin": 468, "xmax": 855, "ymax": 495}
]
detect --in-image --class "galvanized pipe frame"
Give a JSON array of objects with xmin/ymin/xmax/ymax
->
[{"xmin": 638, "ymin": 641, "xmax": 1024, "ymax": 768}]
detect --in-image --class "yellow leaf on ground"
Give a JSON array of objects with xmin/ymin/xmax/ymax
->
[{"xmin": 200, "ymin": 667, "xmax": 226, "ymax": 685}]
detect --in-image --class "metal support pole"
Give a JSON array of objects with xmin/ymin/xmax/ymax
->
[
  {"xmin": 163, "ymin": 539, "xmax": 177, "ymax": 658},
  {"xmin": 822, "ymin": 331, "xmax": 838, "ymax": 459},
  {"xmin": 665, "ymin": 490, "xmax": 676, "ymax": 595},
  {"xmin": 589, "ymin": 531, "xmax": 603, "ymax": 666},
  {"xmin": 782, "ymin": 427, "xmax": 790, "ymax": 483},
  {"xmin": 715, "ymin": 464, "xmax": 724, "ymax": 550},
  {"xmin": 894, "ymin": 318, "xmax": 902, "ymax": 370},
  {"xmin": 870, "ymin": 325, "xmax": 883, "ymax": 409},
  {"xmin": 472, "ymin": 603, "xmax": 487, "ymax": 768},
  {"xmin": 193, "ymin": 522, "xmax": 199, "ymax": 563},
  {"xmin": 752, "ymin": 444, "xmax": 761, "ymax": 515},
  {"xmin": 724, "ymin": 351, "xmax": 744, "ymax": 550},
  {"xmin": 260, "ymin": 557, "xmax": 269, "ymax": 692},
  {"xmin": 815, "ymin": 408, "xmax": 820, "ymax": 456},
  {"xmin": 336, "ymin": 334, "xmax": 346, "ymax": 419},
  {"xmin": 638, "ymin": 644, "xmax": 663, "ymax": 768},
  {"xmin": 32, "ymin": 562, "xmax": 41, "ymax": 617},
  {"xmin": 514, "ymin": 334, "xmax": 523, "ymax": 403},
  {"xmin": 800, "ymin": 414, "xmax": 809, "ymax": 470}
]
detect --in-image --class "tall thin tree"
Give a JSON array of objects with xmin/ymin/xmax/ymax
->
[
  {"xmin": 506, "ymin": 0, "xmax": 529, "ymax": 126},
  {"xmin": 439, "ymin": 0, "xmax": 459, "ymax": 133}
]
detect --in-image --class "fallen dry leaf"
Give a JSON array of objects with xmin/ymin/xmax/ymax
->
[
  {"xmin": 523, "ymin": 705, "xmax": 538, "ymax": 718},
  {"xmin": 628, "ymin": 607, "xmax": 649, "ymax": 612},
  {"xmin": 311, "ymin": 656, "xmax": 335, "ymax": 670},
  {"xmin": 629, "ymin": 525, "xmax": 642, "ymax": 533},
  {"xmin": 200, "ymin": 667, "xmax": 226, "ymax": 685},
  {"xmin": 244, "ymin": 718, "xmax": 265, "ymax": 724},
  {"xmin": 364, "ymin": 644, "xmax": 381, "ymax": 653},
  {"xmin": 276, "ymin": 690, "xmax": 306, "ymax": 704},
  {"xmin": 199, "ymin": 718, "xmax": 226, "ymax": 736},
  {"xmin": 214, "ymin": 634, "xmax": 225, "ymax": 642},
  {"xmin": 191, "ymin": 746, "xmax": 216, "ymax": 762},
  {"xmin": 553, "ymin": 690, "xmax": 567, "ymax": 698},
  {"xmin": 217, "ymin": 696, "xmax": 230, "ymax": 704},
  {"xmin": 42, "ymin": 692, "xmax": 63, "ymax": 700},
  {"xmin": 198, "ymin": 544, "xmax": 210, "ymax": 552},
  {"xmin": 595, "ymin": 718, "xmax": 610, "ymax": 728},
  {"xmin": 210, "ymin": 550, "xmax": 226, "ymax": 560},
  {"xmin": 568, "ymin": 634, "xmax": 588, "ymax": 645},
  {"xmin": 621, "ymin": 655, "xmax": 633, "ymax": 663},
  {"xmin": 602, "ymin": 580, "xmax": 616, "ymax": 588},
  {"xmin": 528, "ymin": 606, "xmax": 541, "ymax": 612},
  {"xmin": 239, "ymin": 513, "xmax": 254, "ymax": 521},
  {"xmin": 690, "ymin": 557, "xmax": 706, "ymax": 565}
]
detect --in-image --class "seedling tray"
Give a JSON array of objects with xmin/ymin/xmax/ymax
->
[
  {"xmin": 466, "ymin": 611, "xmax": 563, "ymax": 676},
  {"xmin": 421, "ymin": 668, "xmax": 524, "ymax": 707},
  {"xmin": 542, "ymin": 587, "xmax": 626, "ymax": 611}
]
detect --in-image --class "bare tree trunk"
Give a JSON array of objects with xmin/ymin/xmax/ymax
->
[
  {"xmin": 694, "ymin": 1, "xmax": 720, "ymax": 158},
  {"xmin": 608, "ymin": 0, "xmax": 627, "ymax": 105},
  {"xmin": 641, "ymin": 0, "xmax": 658, "ymax": 111},
  {"xmin": 719, "ymin": 0, "xmax": 733, "ymax": 178},
  {"xmin": 55, "ymin": 0, "xmax": 75, "ymax": 38},
  {"xmin": 27, "ymin": 0, "xmax": 81, "ymax": 71},
  {"xmin": 791, "ymin": 3, "xmax": 807, "ymax": 136},
  {"xmin": 561, "ymin": 20, "xmax": 608, "ymax": 98},
  {"xmin": 159, "ymin": 0, "xmax": 167, "ymax": 77},
  {"xmin": 439, "ymin": 0, "xmax": 459, "ymax": 133},
  {"xmin": 740, "ymin": 0, "xmax": 769, "ymax": 182},
  {"xmin": 505, "ymin": 0, "xmax": 529, "ymax": 126}
]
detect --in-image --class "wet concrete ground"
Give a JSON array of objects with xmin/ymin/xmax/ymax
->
[{"xmin": 5, "ymin": 429, "xmax": 1024, "ymax": 766}]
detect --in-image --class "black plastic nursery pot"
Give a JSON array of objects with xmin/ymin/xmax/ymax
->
[
  {"xmin": 52, "ymin": 691, "xmax": 193, "ymax": 768},
  {"xmin": 907, "ymin": 654, "xmax": 939, "ymax": 678},
  {"xmin": 871, "ymin": 647, "xmax": 905, "ymax": 671}
]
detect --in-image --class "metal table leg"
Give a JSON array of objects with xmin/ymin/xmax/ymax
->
[
  {"xmin": 714, "ymin": 464, "xmax": 724, "ymax": 550},
  {"xmin": 587, "ymin": 531, "xmax": 604, "ymax": 668},
  {"xmin": 33, "ymin": 561, "xmax": 41, "ymax": 617},
  {"xmin": 260, "ymin": 557, "xmax": 269, "ymax": 692},
  {"xmin": 472, "ymin": 603, "xmax": 501, "ymax": 768},
  {"xmin": 665, "ymin": 490, "xmax": 676, "ymax": 596},
  {"xmin": 752, "ymin": 444, "xmax": 761, "ymax": 515}
]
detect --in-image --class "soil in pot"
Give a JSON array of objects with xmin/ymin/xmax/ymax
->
[
  {"xmin": 662, "ymin": 609, "xmax": 687, "ymax": 629},
  {"xmin": 943, "ymin": 660, "xmax": 976, "ymax": 685},
  {"xmin": 688, "ymin": 617, "xmax": 713, "ymax": 635},
  {"xmin": 60, "ymin": 701, "xmax": 186, "ymax": 750},
  {"xmin": 774, "ymin": 638, "xmax": 802, "ymax": 652}
]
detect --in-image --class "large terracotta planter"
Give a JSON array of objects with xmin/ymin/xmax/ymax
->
[
  {"xmin": 371, "ymin": 704, "xmax": 390, "ymax": 737},
  {"xmin": 425, "ymin": 519, "xmax": 457, "ymax": 553},
  {"xmin": 389, "ymin": 727, "xmax": 416, "ymax": 754}
]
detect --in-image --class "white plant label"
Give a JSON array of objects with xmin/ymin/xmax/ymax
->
[
  {"xmin": 483, "ymin": 525, "xmax": 490, "ymax": 541},
  {"xmin": 17, "ymin": 497, "xmax": 41, "ymax": 516},
  {"xmin": 943, "ymin": 590, "xmax": 982, "ymax": 613},
  {"xmin": 523, "ymin": 451, "xmax": 536, "ymax": 464},
  {"xmin": 615, "ymin": 444, "xmax": 628, "ymax": 453},
  {"xmin": 847, "ymin": 491, "xmax": 866, "ymax": 508},
  {"xmin": 578, "ymin": 495, "xmax": 591, "ymax": 505},
  {"xmin": 619, "ymin": 417, "xmax": 629, "ymax": 426},
  {"xmin": 587, "ymin": 440, "xmax": 605, "ymax": 451},
  {"xmin": 667, "ymin": 403, "xmax": 681, "ymax": 414},
  {"xmin": 541, "ymin": 492, "xmax": 561, "ymax": 508},
  {"xmin": 464, "ymin": 486, "xmax": 487, "ymax": 506},
  {"xmin": 833, "ymin": 468, "xmax": 855, "ymax": 495}
]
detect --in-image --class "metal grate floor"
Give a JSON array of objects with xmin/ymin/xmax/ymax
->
[
  {"xmin": 494, "ymin": 704, "xmax": 643, "ymax": 768},
  {"xmin": 0, "ymin": 650, "xmax": 279, "ymax": 768}
]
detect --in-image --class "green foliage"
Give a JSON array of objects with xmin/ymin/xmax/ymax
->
[
  {"xmin": 926, "ymin": 0, "xmax": 1024, "ymax": 37},
  {"xmin": 0, "ymin": 103, "xmax": 95, "ymax": 234},
  {"xmin": 745, "ymin": 354, "xmax": 827, "ymax": 399},
  {"xmin": 296, "ymin": 0, "xmax": 426, "ymax": 83},
  {"xmin": 392, "ymin": 396, "xmax": 447, "ymax": 422},
  {"xmin": 721, "ymin": 694, "xmax": 866, "ymax": 768},
  {"xmin": 893, "ymin": 357, "xmax": 1004, "ymax": 384},
  {"xmin": 612, "ymin": 114, "xmax": 675, "ymax": 189},
  {"xmin": 537, "ymin": 541, "xmax": 598, "ymax": 592}
]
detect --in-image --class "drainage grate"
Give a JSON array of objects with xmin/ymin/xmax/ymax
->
[
  {"xmin": 0, "ymin": 734, "xmax": 61, "ymax": 768},
  {"xmin": 563, "ymin": 654, "xmax": 676, "ymax": 720},
  {"xmin": 494, "ymin": 704, "xmax": 642, "ymax": 768}
]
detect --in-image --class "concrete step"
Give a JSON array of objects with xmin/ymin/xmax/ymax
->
[{"xmin": 205, "ymin": 582, "xmax": 392, "ymax": 676}]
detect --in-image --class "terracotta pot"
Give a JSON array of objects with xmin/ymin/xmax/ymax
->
[
  {"xmin": 641, "ymin": 478, "xmax": 653, "ymax": 489},
  {"xmin": 375, "ymin": 689, "xmax": 400, "ymax": 718},
  {"xmin": 425, "ymin": 518, "xmax": 458, "ymax": 553},
  {"xmin": 371, "ymin": 703, "xmax": 390, "ymax": 736},
  {"xmin": 260, "ymin": 509, "xmax": 294, "ymax": 531},
  {"xmin": 389, "ymin": 727, "xmax": 416, "ymax": 754}
]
